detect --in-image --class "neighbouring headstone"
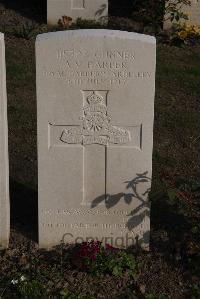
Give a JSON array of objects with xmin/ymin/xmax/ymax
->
[
  {"xmin": 164, "ymin": 0, "xmax": 200, "ymax": 30},
  {"xmin": 47, "ymin": 0, "xmax": 108, "ymax": 25},
  {"xmin": 0, "ymin": 33, "xmax": 9, "ymax": 249},
  {"xmin": 36, "ymin": 29, "xmax": 156, "ymax": 249}
]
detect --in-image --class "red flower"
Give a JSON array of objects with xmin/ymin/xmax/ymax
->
[{"xmin": 105, "ymin": 243, "xmax": 114, "ymax": 251}]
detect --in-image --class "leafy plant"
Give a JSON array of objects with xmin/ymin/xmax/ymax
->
[
  {"xmin": 165, "ymin": 0, "xmax": 190, "ymax": 23},
  {"xmin": 150, "ymin": 181, "xmax": 180, "ymax": 207},
  {"xmin": 131, "ymin": 0, "xmax": 165, "ymax": 31},
  {"xmin": 177, "ymin": 178, "xmax": 200, "ymax": 196},
  {"xmin": 192, "ymin": 284, "xmax": 200, "ymax": 299},
  {"xmin": 108, "ymin": 250, "xmax": 139, "ymax": 277},
  {"xmin": 12, "ymin": 21, "xmax": 39, "ymax": 39},
  {"xmin": 127, "ymin": 0, "xmax": 190, "ymax": 33},
  {"xmin": 60, "ymin": 289, "xmax": 91, "ymax": 299},
  {"xmin": 75, "ymin": 18, "xmax": 106, "ymax": 29},
  {"xmin": 171, "ymin": 23, "xmax": 200, "ymax": 45},
  {"xmin": 71, "ymin": 241, "xmax": 139, "ymax": 277},
  {"xmin": 150, "ymin": 175, "xmax": 199, "ymax": 211},
  {"xmin": 188, "ymin": 253, "xmax": 200, "ymax": 276},
  {"xmin": 10, "ymin": 276, "xmax": 46, "ymax": 299},
  {"xmin": 191, "ymin": 224, "xmax": 200, "ymax": 236},
  {"xmin": 19, "ymin": 279, "xmax": 46, "ymax": 299},
  {"xmin": 146, "ymin": 294, "xmax": 168, "ymax": 299}
]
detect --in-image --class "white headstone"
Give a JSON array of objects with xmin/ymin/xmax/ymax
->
[
  {"xmin": 164, "ymin": 0, "xmax": 200, "ymax": 29},
  {"xmin": 47, "ymin": 0, "xmax": 108, "ymax": 25},
  {"xmin": 0, "ymin": 33, "xmax": 9, "ymax": 249},
  {"xmin": 36, "ymin": 30, "xmax": 156, "ymax": 249}
]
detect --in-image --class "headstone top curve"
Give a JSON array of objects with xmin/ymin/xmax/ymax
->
[{"xmin": 36, "ymin": 29, "xmax": 156, "ymax": 44}]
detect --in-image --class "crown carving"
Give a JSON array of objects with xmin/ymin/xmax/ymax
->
[{"xmin": 87, "ymin": 93, "xmax": 104, "ymax": 105}]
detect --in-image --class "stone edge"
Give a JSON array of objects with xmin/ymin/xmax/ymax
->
[
  {"xmin": 0, "ymin": 32, "xmax": 10, "ymax": 249},
  {"xmin": 36, "ymin": 29, "xmax": 156, "ymax": 44}
]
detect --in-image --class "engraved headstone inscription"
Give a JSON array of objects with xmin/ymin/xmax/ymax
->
[
  {"xmin": 36, "ymin": 30, "xmax": 156, "ymax": 249},
  {"xmin": 164, "ymin": 0, "xmax": 200, "ymax": 29},
  {"xmin": 47, "ymin": 0, "xmax": 108, "ymax": 25},
  {"xmin": 0, "ymin": 33, "xmax": 9, "ymax": 249}
]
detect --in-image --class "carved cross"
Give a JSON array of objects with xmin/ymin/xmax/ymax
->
[
  {"xmin": 71, "ymin": 0, "xmax": 85, "ymax": 9},
  {"xmin": 49, "ymin": 90, "xmax": 142, "ymax": 206}
]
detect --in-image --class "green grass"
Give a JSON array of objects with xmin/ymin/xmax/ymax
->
[
  {"xmin": 6, "ymin": 39, "xmax": 37, "ymax": 188},
  {"xmin": 156, "ymin": 45, "xmax": 200, "ymax": 94}
]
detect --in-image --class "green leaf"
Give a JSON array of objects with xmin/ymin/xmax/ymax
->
[
  {"xmin": 112, "ymin": 265, "xmax": 122, "ymax": 277},
  {"xmin": 167, "ymin": 188, "xmax": 178, "ymax": 202}
]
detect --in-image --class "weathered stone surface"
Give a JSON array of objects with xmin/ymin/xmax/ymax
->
[
  {"xmin": 0, "ymin": 33, "xmax": 9, "ymax": 249},
  {"xmin": 164, "ymin": 0, "xmax": 200, "ymax": 29},
  {"xmin": 47, "ymin": 0, "xmax": 108, "ymax": 25},
  {"xmin": 36, "ymin": 30, "xmax": 156, "ymax": 249}
]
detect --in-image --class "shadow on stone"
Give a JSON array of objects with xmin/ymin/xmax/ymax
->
[
  {"xmin": 95, "ymin": 4, "xmax": 107, "ymax": 17},
  {"xmin": 91, "ymin": 171, "xmax": 151, "ymax": 208},
  {"xmin": 91, "ymin": 171, "xmax": 151, "ymax": 248}
]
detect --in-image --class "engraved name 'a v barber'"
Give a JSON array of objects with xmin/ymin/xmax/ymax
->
[{"xmin": 60, "ymin": 92, "xmax": 131, "ymax": 146}]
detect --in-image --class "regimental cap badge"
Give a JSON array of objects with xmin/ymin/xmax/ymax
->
[
  {"xmin": 84, "ymin": 92, "xmax": 107, "ymax": 115},
  {"xmin": 60, "ymin": 90, "xmax": 132, "ymax": 146}
]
